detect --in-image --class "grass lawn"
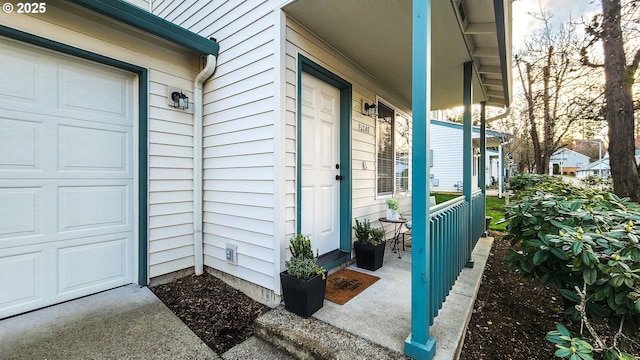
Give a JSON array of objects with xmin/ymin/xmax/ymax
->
[
  {"xmin": 431, "ymin": 192, "xmax": 507, "ymax": 232},
  {"xmin": 485, "ymin": 196, "xmax": 506, "ymax": 231}
]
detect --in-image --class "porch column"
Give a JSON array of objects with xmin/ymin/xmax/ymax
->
[
  {"xmin": 463, "ymin": 61, "xmax": 474, "ymax": 268},
  {"xmin": 405, "ymin": 0, "xmax": 436, "ymax": 359},
  {"xmin": 498, "ymin": 142, "xmax": 504, "ymax": 197},
  {"xmin": 480, "ymin": 102, "xmax": 486, "ymax": 192},
  {"xmin": 480, "ymin": 101, "xmax": 487, "ymax": 235}
]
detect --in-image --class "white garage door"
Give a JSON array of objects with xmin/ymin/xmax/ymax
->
[{"xmin": 0, "ymin": 38, "xmax": 135, "ymax": 318}]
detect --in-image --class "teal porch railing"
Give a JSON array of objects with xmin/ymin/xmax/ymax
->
[
  {"xmin": 471, "ymin": 191, "xmax": 486, "ymax": 247},
  {"xmin": 427, "ymin": 190, "xmax": 485, "ymax": 325}
]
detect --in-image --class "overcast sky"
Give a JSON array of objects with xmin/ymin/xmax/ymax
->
[{"xmin": 512, "ymin": 0, "xmax": 600, "ymax": 48}]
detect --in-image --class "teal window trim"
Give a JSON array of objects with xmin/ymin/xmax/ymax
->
[
  {"xmin": 296, "ymin": 55, "xmax": 352, "ymax": 253},
  {"xmin": 0, "ymin": 25, "xmax": 150, "ymax": 286},
  {"xmin": 69, "ymin": 0, "xmax": 219, "ymax": 56}
]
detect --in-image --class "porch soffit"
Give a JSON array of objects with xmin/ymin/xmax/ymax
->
[{"xmin": 282, "ymin": 0, "xmax": 512, "ymax": 110}]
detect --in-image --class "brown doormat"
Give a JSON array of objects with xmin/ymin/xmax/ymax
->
[{"xmin": 324, "ymin": 269, "xmax": 380, "ymax": 305}]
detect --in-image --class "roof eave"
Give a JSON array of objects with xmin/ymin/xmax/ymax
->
[{"xmin": 69, "ymin": 0, "xmax": 219, "ymax": 56}]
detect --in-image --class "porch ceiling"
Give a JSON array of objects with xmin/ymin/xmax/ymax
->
[{"xmin": 282, "ymin": 0, "xmax": 512, "ymax": 110}]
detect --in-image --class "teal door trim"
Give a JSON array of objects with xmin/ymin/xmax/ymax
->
[
  {"xmin": 0, "ymin": 26, "xmax": 150, "ymax": 285},
  {"xmin": 405, "ymin": 0, "xmax": 437, "ymax": 358},
  {"xmin": 296, "ymin": 55, "xmax": 353, "ymax": 254}
]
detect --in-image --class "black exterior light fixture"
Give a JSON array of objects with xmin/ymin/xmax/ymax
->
[
  {"xmin": 364, "ymin": 102, "xmax": 377, "ymax": 118},
  {"xmin": 171, "ymin": 90, "xmax": 189, "ymax": 110}
]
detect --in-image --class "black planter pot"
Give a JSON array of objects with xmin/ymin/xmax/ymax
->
[
  {"xmin": 354, "ymin": 241, "xmax": 385, "ymax": 271},
  {"xmin": 280, "ymin": 271, "xmax": 327, "ymax": 318}
]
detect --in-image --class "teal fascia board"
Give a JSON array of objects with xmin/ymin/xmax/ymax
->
[
  {"xmin": 493, "ymin": 0, "xmax": 510, "ymax": 107},
  {"xmin": 0, "ymin": 25, "xmax": 149, "ymax": 285},
  {"xmin": 297, "ymin": 55, "xmax": 353, "ymax": 254},
  {"xmin": 70, "ymin": 0, "xmax": 219, "ymax": 56}
]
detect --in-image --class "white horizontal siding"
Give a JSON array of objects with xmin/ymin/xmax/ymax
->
[
  {"xmin": 152, "ymin": 0, "xmax": 283, "ymax": 291},
  {"xmin": 431, "ymin": 123, "xmax": 464, "ymax": 192}
]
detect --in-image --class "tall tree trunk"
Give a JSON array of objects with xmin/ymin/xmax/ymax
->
[
  {"xmin": 523, "ymin": 63, "xmax": 543, "ymax": 174},
  {"xmin": 542, "ymin": 52, "xmax": 552, "ymax": 175},
  {"xmin": 601, "ymin": 0, "xmax": 640, "ymax": 201}
]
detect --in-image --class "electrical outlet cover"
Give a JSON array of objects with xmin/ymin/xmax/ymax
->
[{"xmin": 225, "ymin": 244, "xmax": 237, "ymax": 265}]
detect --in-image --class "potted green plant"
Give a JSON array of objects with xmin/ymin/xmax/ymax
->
[
  {"xmin": 280, "ymin": 233, "xmax": 327, "ymax": 318},
  {"xmin": 353, "ymin": 219, "xmax": 386, "ymax": 271},
  {"xmin": 385, "ymin": 197, "xmax": 401, "ymax": 220}
]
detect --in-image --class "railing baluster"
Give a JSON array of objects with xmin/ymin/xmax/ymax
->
[{"xmin": 427, "ymin": 195, "xmax": 484, "ymax": 330}]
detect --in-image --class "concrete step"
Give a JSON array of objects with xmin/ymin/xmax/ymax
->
[{"xmin": 254, "ymin": 306, "xmax": 409, "ymax": 360}]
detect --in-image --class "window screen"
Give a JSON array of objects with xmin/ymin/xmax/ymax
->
[{"xmin": 395, "ymin": 114, "xmax": 410, "ymax": 193}]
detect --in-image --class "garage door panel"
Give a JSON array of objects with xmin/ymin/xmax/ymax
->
[
  {"xmin": 0, "ymin": 47, "xmax": 38, "ymax": 103},
  {"xmin": 0, "ymin": 118, "xmax": 40, "ymax": 170},
  {"xmin": 0, "ymin": 188, "xmax": 42, "ymax": 239},
  {"xmin": 58, "ymin": 185, "xmax": 130, "ymax": 232},
  {"xmin": 0, "ymin": 38, "xmax": 135, "ymax": 318},
  {"xmin": 57, "ymin": 236, "xmax": 129, "ymax": 295},
  {"xmin": 58, "ymin": 125, "xmax": 129, "ymax": 173},
  {"xmin": 0, "ymin": 251, "xmax": 43, "ymax": 307},
  {"xmin": 58, "ymin": 63, "xmax": 131, "ymax": 124}
]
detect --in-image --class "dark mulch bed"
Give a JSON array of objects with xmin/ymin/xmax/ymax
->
[
  {"xmin": 460, "ymin": 232, "xmax": 640, "ymax": 359},
  {"xmin": 460, "ymin": 232, "xmax": 565, "ymax": 359},
  {"xmin": 150, "ymin": 273, "xmax": 269, "ymax": 355}
]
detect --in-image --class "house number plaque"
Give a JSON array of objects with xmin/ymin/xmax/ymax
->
[{"xmin": 357, "ymin": 122, "xmax": 370, "ymax": 134}]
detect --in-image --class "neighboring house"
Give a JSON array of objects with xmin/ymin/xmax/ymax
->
[
  {"xmin": 1, "ymin": 1, "xmax": 512, "ymax": 357},
  {"xmin": 430, "ymin": 119, "xmax": 511, "ymax": 192},
  {"xmin": 549, "ymin": 148, "xmax": 590, "ymax": 175},
  {"xmin": 576, "ymin": 158, "xmax": 611, "ymax": 179}
]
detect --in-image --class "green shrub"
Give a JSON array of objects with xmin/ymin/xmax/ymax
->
[
  {"xmin": 581, "ymin": 175, "xmax": 613, "ymax": 192},
  {"xmin": 505, "ymin": 185, "xmax": 640, "ymax": 319},
  {"xmin": 370, "ymin": 227, "xmax": 386, "ymax": 246},
  {"xmin": 508, "ymin": 173, "xmax": 565, "ymax": 193},
  {"xmin": 353, "ymin": 218, "xmax": 372, "ymax": 243},
  {"xmin": 352, "ymin": 218, "xmax": 385, "ymax": 246},
  {"xmin": 285, "ymin": 234, "xmax": 326, "ymax": 279},
  {"xmin": 504, "ymin": 179, "xmax": 640, "ymax": 358}
]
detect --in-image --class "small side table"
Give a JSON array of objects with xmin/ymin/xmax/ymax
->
[{"xmin": 378, "ymin": 217, "xmax": 409, "ymax": 258}]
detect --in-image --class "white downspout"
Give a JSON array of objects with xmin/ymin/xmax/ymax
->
[
  {"xmin": 194, "ymin": 54, "xmax": 217, "ymax": 275},
  {"xmin": 486, "ymin": 107, "xmax": 511, "ymax": 124},
  {"xmin": 485, "ymin": 106, "xmax": 511, "ymax": 198}
]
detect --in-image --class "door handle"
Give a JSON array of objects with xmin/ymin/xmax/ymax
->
[{"xmin": 335, "ymin": 174, "xmax": 343, "ymax": 181}]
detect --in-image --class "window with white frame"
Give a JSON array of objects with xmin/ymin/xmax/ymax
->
[
  {"xmin": 377, "ymin": 102, "xmax": 394, "ymax": 195},
  {"xmin": 376, "ymin": 101, "xmax": 411, "ymax": 196}
]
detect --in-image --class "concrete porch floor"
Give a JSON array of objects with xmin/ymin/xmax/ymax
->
[
  {"xmin": 315, "ymin": 236, "xmax": 493, "ymax": 359},
  {"xmin": 252, "ymin": 235, "xmax": 494, "ymax": 359}
]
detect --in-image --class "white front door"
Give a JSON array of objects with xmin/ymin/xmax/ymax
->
[
  {"xmin": 0, "ymin": 39, "xmax": 135, "ymax": 318},
  {"xmin": 300, "ymin": 72, "xmax": 341, "ymax": 256}
]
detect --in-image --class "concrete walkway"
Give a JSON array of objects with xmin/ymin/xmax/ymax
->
[{"xmin": 0, "ymin": 285, "xmax": 218, "ymax": 360}]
